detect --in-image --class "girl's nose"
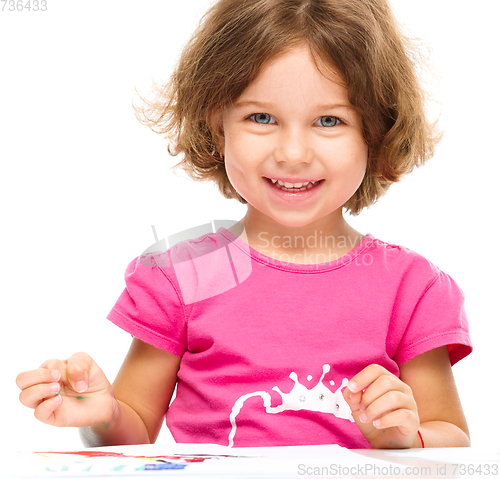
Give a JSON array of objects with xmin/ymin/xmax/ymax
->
[{"xmin": 274, "ymin": 127, "xmax": 313, "ymax": 165}]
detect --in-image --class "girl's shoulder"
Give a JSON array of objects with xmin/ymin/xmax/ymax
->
[
  {"xmin": 366, "ymin": 234, "xmax": 461, "ymax": 289},
  {"xmin": 137, "ymin": 229, "xmax": 219, "ymax": 270}
]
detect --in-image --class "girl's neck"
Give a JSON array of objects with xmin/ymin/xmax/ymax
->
[{"xmin": 229, "ymin": 208, "xmax": 365, "ymax": 265}]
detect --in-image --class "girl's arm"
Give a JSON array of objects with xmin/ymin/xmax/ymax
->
[
  {"xmin": 398, "ymin": 345, "xmax": 470, "ymax": 448},
  {"xmin": 80, "ymin": 338, "xmax": 181, "ymax": 447},
  {"xmin": 344, "ymin": 346, "xmax": 470, "ymax": 448}
]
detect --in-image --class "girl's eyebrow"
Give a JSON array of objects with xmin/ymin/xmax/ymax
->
[
  {"xmin": 318, "ymin": 103, "xmax": 355, "ymax": 111},
  {"xmin": 233, "ymin": 100, "xmax": 274, "ymax": 109},
  {"xmin": 233, "ymin": 100, "xmax": 354, "ymax": 111}
]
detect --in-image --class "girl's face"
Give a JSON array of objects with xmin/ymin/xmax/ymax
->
[{"xmin": 221, "ymin": 45, "xmax": 368, "ymax": 231}]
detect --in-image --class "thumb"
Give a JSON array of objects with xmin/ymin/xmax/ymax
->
[
  {"xmin": 343, "ymin": 387, "xmax": 371, "ymax": 428},
  {"xmin": 65, "ymin": 352, "xmax": 92, "ymax": 394},
  {"xmin": 343, "ymin": 384, "xmax": 362, "ymax": 413}
]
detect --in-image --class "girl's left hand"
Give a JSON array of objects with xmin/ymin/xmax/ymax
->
[{"xmin": 343, "ymin": 364, "xmax": 420, "ymax": 449}]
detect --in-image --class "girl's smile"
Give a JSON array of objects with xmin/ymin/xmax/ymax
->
[
  {"xmin": 263, "ymin": 176, "xmax": 325, "ymax": 205},
  {"xmin": 220, "ymin": 44, "xmax": 368, "ymax": 237}
]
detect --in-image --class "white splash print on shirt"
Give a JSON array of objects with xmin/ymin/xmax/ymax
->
[{"xmin": 228, "ymin": 364, "xmax": 354, "ymax": 447}]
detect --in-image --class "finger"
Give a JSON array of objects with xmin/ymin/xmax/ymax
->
[
  {"xmin": 34, "ymin": 395, "xmax": 63, "ymax": 425},
  {"xmin": 16, "ymin": 368, "xmax": 62, "ymax": 391},
  {"xmin": 19, "ymin": 382, "xmax": 61, "ymax": 409},
  {"xmin": 358, "ymin": 374, "xmax": 412, "ymax": 412},
  {"xmin": 359, "ymin": 390, "xmax": 414, "ymax": 425},
  {"xmin": 370, "ymin": 407, "xmax": 418, "ymax": 435},
  {"xmin": 39, "ymin": 358, "xmax": 67, "ymax": 372},
  {"xmin": 40, "ymin": 358, "xmax": 70, "ymax": 385},
  {"xmin": 343, "ymin": 386, "xmax": 363, "ymax": 412},
  {"xmin": 347, "ymin": 363, "xmax": 389, "ymax": 395},
  {"xmin": 343, "ymin": 387, "xmax": 368, "ymax": 429},
  {"xmin": 66, "ymin": 352, "xmax": 93, "ymax": 393}
]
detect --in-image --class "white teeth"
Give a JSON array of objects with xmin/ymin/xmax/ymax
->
[
  {"xmin": 269, "ymin": 178, "xmax": 320, "ymax": 191},
  {"xmin": 274, "ymin": 180, "xmax": 314, "ymax": 188}
]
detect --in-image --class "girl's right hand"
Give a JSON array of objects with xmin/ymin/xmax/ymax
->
[{"xmin": 16, "ymin": 352, "xmax": 117, "ymax": 429}]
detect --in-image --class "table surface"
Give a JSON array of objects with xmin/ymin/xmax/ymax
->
[{"xmin": 4, "ymin": 443, "xmax": 499, "ymax": 479}]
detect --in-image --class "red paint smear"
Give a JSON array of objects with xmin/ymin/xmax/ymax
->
[
  {"xmin": 36, "ymin": 451, "xmax": 127, "ymax": 458},
  {"xmin": 35, "ymin": 451, "xmax": 219, "ymax": 462}
]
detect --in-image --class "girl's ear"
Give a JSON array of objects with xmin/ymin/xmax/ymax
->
[
  {"xmin": 207, "ymin": 109, "xmax": 225, "ymax": 156},
  {"xmin": 208, "ymin": 109, "xmax": 224, "ymax": 133}
]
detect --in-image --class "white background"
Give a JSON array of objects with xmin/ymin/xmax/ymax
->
[{"xmin": 1, "ymin": 0, "xmax": 499, "ymax": 453}]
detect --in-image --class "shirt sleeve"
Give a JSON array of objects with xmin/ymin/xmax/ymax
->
[
  {"xmin": 106, "ymin": 254, "xmax": 188, "ymax": 356},
  {"xmin": 394, "ymin": 270, "xmax": 472, "ymax": 366}
]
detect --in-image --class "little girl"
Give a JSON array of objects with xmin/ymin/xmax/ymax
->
[{"xmin": 16, "ymin": 0, "xmax": 472, "ymax": 450}]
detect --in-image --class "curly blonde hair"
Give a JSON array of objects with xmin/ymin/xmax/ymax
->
[{"xmin": 134, "ymin": 0, "xmax": 441, "ymax": 216}]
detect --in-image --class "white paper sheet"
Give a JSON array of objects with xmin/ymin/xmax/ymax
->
[{"xmin": 3, "ymin": 443, "xmax": 404, "ymax": 478}]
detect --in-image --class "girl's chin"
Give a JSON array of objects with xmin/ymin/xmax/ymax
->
[{"xmin": 246, "ymin": 208, "xmax": 335, "ymax": 230}]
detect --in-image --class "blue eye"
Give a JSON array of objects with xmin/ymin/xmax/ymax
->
[
  {"xmin": 250, "ymin": 113, "xmax": 275, "ymax": 125},
  {"xmin": 318, "ymin": 116, "xmax": 341, "ymax": 127}
]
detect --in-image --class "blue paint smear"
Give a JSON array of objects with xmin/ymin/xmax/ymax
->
[{"xmin": 142, "ymin": 463, "xmax": 187, "ymax": 471}]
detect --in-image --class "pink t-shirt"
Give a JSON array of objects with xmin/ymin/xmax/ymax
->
[{"xmin": 107, "ymin": 229, "xmax": 472, "ymax": 449}]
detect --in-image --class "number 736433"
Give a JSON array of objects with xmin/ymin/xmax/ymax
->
[{"xmin": 1, "ymin": 0, "xmax": 47, "ymax": 12}]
